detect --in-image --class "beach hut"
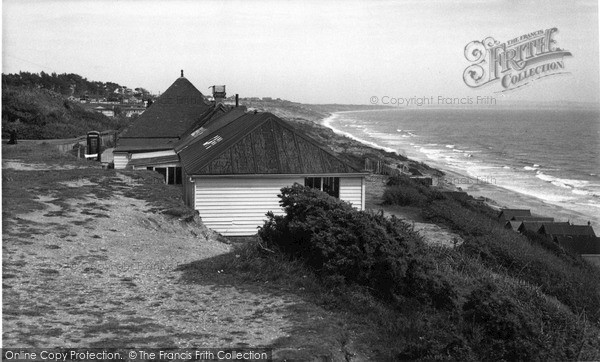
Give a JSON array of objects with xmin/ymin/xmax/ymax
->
[
  {"xmin": 518, "ymin": 221, "xmax": 568, "ymax": 234},
  {"xmin": 511, "ymin": 216, "xmax": 555, "ymax": 222},
  {"xmin": 538, "ymin": 224, "xmax": 596, "ymax": 239},
  {"xmin": 497, "ymin": 208, "xmax": 531, "ymax": 223},
  {"xmin": 176, "ymin": 111, "xmax": 367, "ymax": 236},
  {"xmin": 554, "ymin": 235, "xmax": 600, "ymax": 254}
]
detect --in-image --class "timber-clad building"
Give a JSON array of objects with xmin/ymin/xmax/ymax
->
[{"xmin": 114, "ymin": 72, "xmax": 366, "ymax": 236}]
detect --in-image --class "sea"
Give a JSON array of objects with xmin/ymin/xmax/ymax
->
[{"xmin": 324, "ymin": 107, "xmax": 600, "ymax": 225}]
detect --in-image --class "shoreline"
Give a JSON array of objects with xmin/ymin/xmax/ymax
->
[{"xmin": 321, "ymin": 110, "xmax": 600, "ymax": 227}]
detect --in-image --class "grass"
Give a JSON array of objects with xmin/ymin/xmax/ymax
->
[{"xmin": 2, "ymin": 143, "xmax": 191, "ymax": 227}]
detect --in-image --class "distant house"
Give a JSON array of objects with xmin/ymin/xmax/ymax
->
[
  {"xmin": 497, "ymin": 209, "xmax": 531, "ymax": 223},
  {"xmin": 113, "ymin": 74, "xmax": 214, "ymax": 174},
  {"xmin": 538, "ymin": 224, "xmax": 596, "ymax": 239},
  {"xmin": 93, "ymin": 106, "xmax": 114, "ymax": 117},
  {"xmin": 122, "ymin": 106, "xmax": 146, "ymax": 118},
  {"xmin": 176, "ymin": 111, "xmax": 367, "ymax": 236},
  {"xmin": 554, "ymin": 235, "xmax": 600, "ymax": 254},
  {"xmin": 512, "ymin": 216, "xmax": 554, "ymax": 222}
]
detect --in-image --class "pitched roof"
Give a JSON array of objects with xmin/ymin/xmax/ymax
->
[
  {"xmin": 539, "ymin": 224, "xmax": 596, "ymax": 237},
  {"xmin": 119, "ymin": 77, "xmax": 212, "ymax": 139},
  {"xmin": 498, "ymin": 209, "xmax": 531, "ymax": 221},
  {"xmin": 175, "ymin": 106, "xmax": 246, "ymax": 153},
  {"xmin": 519, "ymin": 221, "xmax": 569, "ymax": 234},
  {"xmin": 505, "ymin": 220, "xmax": 523, "ymax": 231},
  {"xmin": 177, "ymin": 111, "xmax": 363, "ymax": 176}
]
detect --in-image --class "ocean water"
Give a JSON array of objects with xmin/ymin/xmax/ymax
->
[{"xmin": 324, "ymin": 108, "xmax": 600, "ymax": 224}]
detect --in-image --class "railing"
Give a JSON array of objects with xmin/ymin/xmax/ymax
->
[{"xmin": 364, "ymin": 158, "xmax": 408, "ymax": 177}]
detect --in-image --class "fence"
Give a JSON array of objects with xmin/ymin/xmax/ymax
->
[
  {"xmin": 364, "ymin": 158, "xmax": 408, "ymax": 177},
  {"xmin": 53, "ymin": 131, "xmax": 117, "ymax": 154}
]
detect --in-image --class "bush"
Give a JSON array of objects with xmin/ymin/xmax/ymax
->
[
  {"xmin": 383, "ymin": 186, "xmax": 427, "ymax": 206},
  {"xmin": 258, "ymin": 184, "xmax": 457, "ymax": 309},
  {"xmin": 384, "ymin": 175, "xmax": 445, "ymax": 207}
]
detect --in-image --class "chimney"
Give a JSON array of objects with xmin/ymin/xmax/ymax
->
[
  {"xmin": 211, "ymin": 85, "xmax": 226, "ymax": 105},
  {"xmin": 235, "ymin": 94, "xmax": 239, "ymax": 107}
]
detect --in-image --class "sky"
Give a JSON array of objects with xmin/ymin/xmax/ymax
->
[{"xmin": 2, "ymin": 0, "xmax": 599, "ymax": 105}]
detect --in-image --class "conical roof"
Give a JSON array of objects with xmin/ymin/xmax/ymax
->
[{"xmin": 120, "ymin": 76, "xmax": 212, "ymax": 138}]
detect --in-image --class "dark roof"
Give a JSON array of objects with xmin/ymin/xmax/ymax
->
[
  {"xmin": 177, "ymin": 111, "xmax": 363, "ymax": 176},
  {"xmin": 119, "ymin": 77, "xmax": 212, "ymax": 138},
  {"xmin": 555, "ymin": 236, "xmax": 600, "ymax": 254},
  {"xmin": 498, "ymin": 209, "xmax": 531, "ymax": 221},
  {"xmin": 512, "ymin": 216, "xmax": 555, "ymax": 222},
  {"xmin": 114, "ymin": 138, "xmax": 179, "ymax": 152},
  {"xmin": 505, "ymin": 220, "xmax": 523, "ymax": 231},
  {"xmin": 519, "ymin": 221, "xmax": 569, "ymax": 234},
  {"xmin": 175, "ymin": 106, "xmax": 246, "ymax": 153},
  {"xmin": 539, "ymin": 224, "xmax": 596, "ymax": 237},
  {"xmin": 128, "ymin": 154, "xmax": 180, "ymax": 167}
]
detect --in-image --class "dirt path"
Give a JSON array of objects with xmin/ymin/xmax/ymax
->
[
  {"xmin": 2, "ymin": 173, "xmax": 302, "ymax": 348},
  {"xmin": 364, "ymin": 174, "xmax": 463, "ymax": 248}
]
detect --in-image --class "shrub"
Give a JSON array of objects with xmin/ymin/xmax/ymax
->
[
  {"xmin": 383, "ymin": 186, "xmax": 427, "ymax": 206},
  {"xmin": 384, "ymin": 175, "xmax": 445, "ymax": 207},
  {"xmin": 258, "ymin": 184, "xmax": 457, "ymax": 309}
]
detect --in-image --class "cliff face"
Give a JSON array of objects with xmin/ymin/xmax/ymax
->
[{"xmin": 2, "ymin": 87, "xmax": 126, "ymax": 139}]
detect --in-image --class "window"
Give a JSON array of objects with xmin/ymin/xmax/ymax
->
[
  {"xmin": 147, "ymin": 166, "xmax": 183, "ymax": 185},
  {"xmin": 305, "ymin": 177, "xmax": 340, "ymax": 198}
]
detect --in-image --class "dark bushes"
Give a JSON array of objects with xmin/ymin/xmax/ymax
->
[
  {"xmin": 383, "ymin": 175, "xmax": 444, "ymax": 206},
  {"xmin": 258, "ymin": 184, "xmax": 457, "ymax": 309}
]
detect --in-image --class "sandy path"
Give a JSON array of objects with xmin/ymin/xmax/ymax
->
[
  {"xmin": 2, "ymin": 174, "xmax": 300, "ymax": 348},
  {"xmin": 364, "ymin": 174, "xmax": 463, "ymax": 248}
]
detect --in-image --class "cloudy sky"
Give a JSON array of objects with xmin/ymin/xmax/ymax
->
[{"xmin": 2, "ymin": 0, "xmax": 598, "ymax": 105}]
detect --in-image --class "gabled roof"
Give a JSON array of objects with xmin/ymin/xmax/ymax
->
[
  {"xmin": 539, "ymin": 224, "xmax": 596, "ymax": 237},
  {"xmin": 119, "ymin": 76, "xmax": 211, "ymax": 139},
  {"xmin": 498, "ymin": 209, "xmax": 531, "ymax": 221},
  {"xmin": 505, "ymin": 220, "xmax": 523, "ymax": 231},
  {"xmin": 177, "ymin": 111, "xmax": 362, "ymax": 176},
  {"xmin": 519, "ymin": 221, "xmax": 569, "ymax": 234}
]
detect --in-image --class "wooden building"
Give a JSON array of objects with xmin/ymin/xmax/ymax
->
[
  {"xmin": 114, "ymin": 72, "xmax": 366, "ymax": 236},
  {"xmin": 497, "ymin": 208, "xmax": 532, "ymax": 223},
  {"xmin": 176, "ymin": 111, "xmax": 367, "ymax": 236},
  {"xmin": 113, "ymin": 73, "xmax": 213, "ymax": 173}
]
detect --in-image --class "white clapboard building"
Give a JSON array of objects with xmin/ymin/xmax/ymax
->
[{"xmin": 114, "ymin": 72, "xmax": 367, "ymax": 236}]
